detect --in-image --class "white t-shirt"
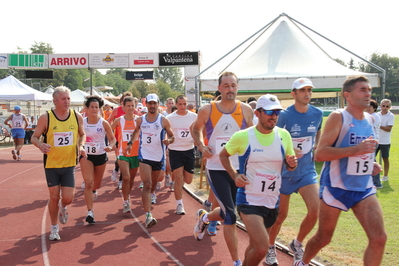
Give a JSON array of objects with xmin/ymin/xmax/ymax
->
[
  {"xmin": 370, "ymin": 112, "xmax": 380, "ymax": 140},
  {"xmin": 378, "ymin": 111, "xmax": 394, "ymax": 144},
  {"xmin": 167, "ymin": 111, "xmax": 197, "ymax": 151}
]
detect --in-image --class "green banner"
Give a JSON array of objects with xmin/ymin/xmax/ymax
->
[{"xmin": 8, "ymin": 54, "xmax": 48, "ymax": 68}]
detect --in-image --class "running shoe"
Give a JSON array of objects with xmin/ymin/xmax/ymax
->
[
  {"xmin": 92, "ymin": 191, "xmax": 98, "ymax": 201},
  {"xmin": 117, "ymin": 180, "xmax": 122, "ymax": 190},
  {"xmin": 111, "ymin": 169, "xmax": 118, "ymax": 182},
  {"xmin": 233, "ymin": 260, "xmax": 242, "ymax": 266},
  {"xmin": 207, "ymin": 220, "xmax": 218, "ymax": 236},
  {"xmin": 58, "ymin": 200, "xmax": 68, "ymax": 224},
  {"xmin": 170, "ymin": 181, "xmax": 175, "ymax": 192},
  {"xmin": 11, "ymin": 150, "xmax": 17, "ymax": 160},
  {"xmin": 151, "ymin": 193, "xmax": 157, "ymax": 204},
  {"xmin": 265, "ymin": 245, "xmax": 278, "ymax": 266},
  {"xmin": 202, "ymin": 200, "xmax": 212, "ymax": 212},
  {"xmin": 123, "ymin": 202, "xmax": 131, "ymax": 213},
  {"xmin": 139, "ymin": 182, "xmax": 144, "ymax": 189},
  {"xmin": 382, "ymin": 176, "xmax": 389, "ymax": 182},
  {"xmin": 165, "ymin": 175, "xmax": 171, "ymax": 187},
  {"xmin": 292, "ymin": 261, "xmax": 305, "ymax": 266},
  {"xmin": 81, "ymin": 181, "xmax": 85, "ymax": 189},
  {"xmin": 49, "ymin": 225, "xmax": 60, "ymax": 241},
  {"xmin": 17, "ymin": 155, "xmax": 22, "ymax": 161},
  {"xmin": 85, "ymin": 210, "xmax": 95, "ymax": 224},
  {"xmin": 289, "ymin": 239, "xmax": 304, "ymax": 261},
  {"xmin": 156, "ymin": 181, "xmax": 162, "ymax": 190},
  {"xmin": 145, "ymin": 213, "xmax": 157, "ymax": 228},
  {"xmin": 176, "ymin": 203, "xmax": 185, "ymax": 215},
  {"xmin": 194, "ymin": 209, "xmax": 209, "ymax": 241}
]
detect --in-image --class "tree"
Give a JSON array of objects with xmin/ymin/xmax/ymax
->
[
  {"xmin": 30, "ymin": 41, "xmax": 54, "ymax": 54},
  {"xmin": 334, "ymin": 58, "xmax": 347, "ymax": 67},
  {"xmin": 156, "ymin": 81, "xmax": 178, "ymax": 102},
  {"xmin": 154, "ymin": 67, "xmax": 184, "ymax": 93}
]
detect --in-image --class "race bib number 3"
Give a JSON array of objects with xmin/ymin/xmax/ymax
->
[
  {"xmin": 54, "ymin": 132, "xmax": 74, "ymax": 147},
  {"xmin": 347, "ymin": 153, "xmax": 374, "ymax": 175}
]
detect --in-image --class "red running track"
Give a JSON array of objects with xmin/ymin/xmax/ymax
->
[{"xmin": 0, "ymin": 145, "xmax": 294, "ymax": 266}]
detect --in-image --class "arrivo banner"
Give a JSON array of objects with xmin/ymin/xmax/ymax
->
[
  {"xmin": 49, "ymin": 54, "xmax": 89, "ymax": 69},
  {"xmin": 89, "ymin": 53, "xmax": 129, "ymax": 68}
]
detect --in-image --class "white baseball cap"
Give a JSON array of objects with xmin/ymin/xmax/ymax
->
[
  {"xmin": 256, "ymin": 94, "xmax": 283, "ymax": 110},
  {"xmin": 146, "ymin": 93, "xmax": 159, "ymax": 103},
  {"xmin": 292, "ymin": 78, "xmax": 314, "ymax": 90}
]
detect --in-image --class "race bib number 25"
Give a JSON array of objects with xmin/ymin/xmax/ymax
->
[{"xmin": 53, "ymin": 132, "xmax": 74, "ymax": 147}]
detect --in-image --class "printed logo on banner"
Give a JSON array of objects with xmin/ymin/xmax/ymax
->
[{"xmin": 159, "ymin": 52, "xmax": 199, "ymax": 66}]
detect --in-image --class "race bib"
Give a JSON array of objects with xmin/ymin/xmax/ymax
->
[
  {"xmin": 215, "ymin": 136, "xmax": 230, "ymax": 154},
  {"xmin": 346, "ymin": 153, "xmax": 374, "ymax": 175},
  {"xmin": 53, "ymin": 132, "xmax": 74, "ymax": 147},
  {"xmin": 252, "ymin": 172, "xmax": 279, "ymax": 195},
  {"xmin": 177, "ymin": 128, "xmax": 190, "ymax": 139},
  {"xmin": 292, "ymin": 136, "xmax": 312, "ymax": 154},
  {"xmin": 84, "ymin": 142, "xmax": 101, "ymax": 155},
  {"xmin": 122, "ymin": 130, "xmax": 134, "ymax": 142}
]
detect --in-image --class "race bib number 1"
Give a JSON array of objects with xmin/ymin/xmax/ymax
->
[
  {"xmin": 122, "ymin": 130, "xmax": 134, "ymax": 142},
  {"xmin": 54, "ymin": 132, "xmax": 74, "ymax": 147}
]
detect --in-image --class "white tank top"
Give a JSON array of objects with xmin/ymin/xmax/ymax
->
[
  {"xmin": 242, "ymin": 127, "xmax": 283, "ymax": 208},
  {"xmin": 167, "ymin": 111, "xmax": 197, "ymax": 151},
  {"xmin": 139, "ymin": 114, "xmax": 166, "ymax": 162},
  {"xmin": 84, "ymin": 117, "xmax": 106, "ymax": 155},
  {"xmin": 12, "ymin": 114, "xmax": 25, "ymax": 129}
]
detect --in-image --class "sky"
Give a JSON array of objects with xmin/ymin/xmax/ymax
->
[{"xmin": 2, "ymin": 0, "xmax": 398, "ymax": 75}]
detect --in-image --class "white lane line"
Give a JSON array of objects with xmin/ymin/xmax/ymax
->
[
  {"xmin": 41, "ymin": 200, "xmax": 50, "ymax": 266},
  {"xmin": 0, "ymin": 164, "xmax": 42, "ymax": 185}
]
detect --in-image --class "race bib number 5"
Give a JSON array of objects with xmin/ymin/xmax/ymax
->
[
  {"xmin": 292, "ymin": 136, "xmax": 312, "ymax": 154},
  {"xmin": 54, "ymin": 132, "xmax": 74, "ymax": 147}
]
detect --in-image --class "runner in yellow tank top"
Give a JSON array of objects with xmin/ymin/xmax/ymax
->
[{"xmin": 31, "ymin": 86, "xmax": 86, "ymax": 241}]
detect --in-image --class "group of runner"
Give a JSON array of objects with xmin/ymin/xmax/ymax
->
[{"xmin": 11, "ymin": 70, "xmax": 388, "ymax": 266}]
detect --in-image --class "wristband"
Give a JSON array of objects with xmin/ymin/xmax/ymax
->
[{"xmin": 127, "ymin": 141, "xmax": 132, "ymax": 145}]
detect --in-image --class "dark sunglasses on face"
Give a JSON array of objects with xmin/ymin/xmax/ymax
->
[
  {"xmin": 382, "ymin": 105, "xmax": 390, "ymax": 107},
  {"xmin": 262, "ymin": 110, "xmax": 281, "ymax": 116}
]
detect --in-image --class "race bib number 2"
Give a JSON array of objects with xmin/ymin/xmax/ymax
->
[{"xmin": 54, "ymin": 132, "xmax": 74, "ymax": 147}]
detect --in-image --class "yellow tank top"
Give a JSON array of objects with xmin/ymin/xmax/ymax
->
[{"xmin": 44, "ymin": 109, "xmax": 79, "ymax": 168}]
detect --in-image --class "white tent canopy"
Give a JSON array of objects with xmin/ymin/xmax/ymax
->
[
  {"xmin": 70, "ymin": 89, "xmax": 117, "ymax": 107},
  {"xmin": 200, "ymin": 15, "xmax": 380, "ymax": 92},
  {"xmin": 0, "ymin": 75, "xmax": 53, "ymax": 101}
]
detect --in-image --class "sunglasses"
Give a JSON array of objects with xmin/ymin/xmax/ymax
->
[
  {"xmin": 261, "ymin": 110, "xmax": 281, "ymax": 116},
  {"xmin": 382, "ymin": 105, "xmax": 390, "ymax": 107}
]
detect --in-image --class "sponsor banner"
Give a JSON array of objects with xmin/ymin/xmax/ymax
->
[
  {"xmin": 0, "ymin": 54, "xmax": 8, "ymax": 69},
  {"xmin": 49, "ymin": 54, "xmax": 89, "ymax": 69},
  {"xmin": 129, "ymin": 53, "xmax": 159, "ymax": 68},
  {"xmin": 89, "ymin": 53, "xmax": 129, "ymax": 68},
  {"xmin": 184, "ymin": 65, "xmax": 200, "ymax": 104},
  {"xmin": 8, "ymin": 54, "xmax": 48, "ymax": 68},
  {"xmin": 126, "ymin": 71, "xmax": 154, "ymax": 80},
  {"xmin": 159, "ymin": 52, "xmax": 199, "ymax": 66}
]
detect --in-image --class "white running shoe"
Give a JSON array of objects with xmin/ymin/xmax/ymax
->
[
  {"xmin": 145, "ymin": 213, "xmax": 157, "ymax": 228},
  {"xmin": 381, "ymin": 176, "xmax": 389, "ymax": 182},
  {"xmin": 150, "ymin": 193, "xmax": 157, "ymax": 204},
  {"xmin": 111, "ymin": 169, "xmax": 118, "ymax": 182},
  {"xmin": 123, "ymin": 202, "xmax": 131, "ymax": 213},
  {"xmin": 289, "ymin": 239, "xmax": 304, "ymax": 261},
  {"xmin": 139, "ymin": 182, "xmax": 144, "ymax": 189},
  {"xmin": 176, "ymin": 203, "xmax": 185, "ymax": 215},
  {"xmin": 194, "ymin": 209, "xmax": 209, "ymax": 241},
  {"xmin": 49, "ymin": 225, "xmax": 60, "ymax": 241},
  {"xmin": 81, "ymin": 181, "xmax": 85, "ymax": 189},
  {"xmin": 17, "ymin": 155, "xmax": 22, "ymax": 161},
  {"xmin": 58, "ymin": 200, "xmax": 68, "ymax": 224},
  {"xmin": 170, "ymin": 181, "xmax": 175, "ymax": 192},
  {"xmin": 156, "ymin": 181, "xmax": 162, "ymax": 190},
  {"xmin": 165, "ymin": 175, "xmax": 171, "ymax": 187},
  {"xmin": 265, "ymin": 245, "xmax": 278, "ymax": 266},
  {"xmin": 85, "ymin": 210, "xmax": 95, "ymax": 224},
  {"xmin": 117, "ymin": 180, "xmax": 122, "ymax": 190}
]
